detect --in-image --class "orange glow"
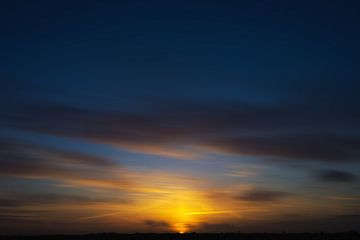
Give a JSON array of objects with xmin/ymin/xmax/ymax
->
[
  {"xmin": 74, "ymin": 171, "xmax": 243, "ymax": 233},
  {"xmin": 143, "ymin": 188, "xmax": 210, "ymax": 232},
  {"xmin": 72, "ymin": 172, "xmax": 320, "ymax": 234},
  {"xmin": 129, "ymin": 182, "xmax": 231, "ymax": 233}
]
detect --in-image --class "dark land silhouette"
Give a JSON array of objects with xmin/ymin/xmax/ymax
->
[{"xmin": 1, "ymin": 232, "xmax": 359, "ymax": 240}]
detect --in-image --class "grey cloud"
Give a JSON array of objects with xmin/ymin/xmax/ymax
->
[
  {"xmin": 0, "ymin": 194, "xmax": 119, "ymax": 208},
  {"xmin": 195, "ymin": 215, "xmax": 360, "ymax": 232},
  {"xmin": 204, "ymin": 134, "xmax": 360, "ymax": 162},
  {"xmin": 315, "ymin": 170, "xmax": 357, "ymax": 183},
  {"xmin": 0, "ymin": 138, "xmax": 134, "ymax": 190},
  {"xmin": 144, "ymin": 220, "xmax": 170, "ymax": 228},
  {"xmin": 0, "ymin": 139, "xmax": 104, "ymax": 178},
  {"xmin": 235, "ymin": 188, "xmax": 292, "ymax": 202},
  {"xmin": 2, "ymin": 97, "xmax": 360, "ymax": 162},
  {"xmin": 194, "ymin": 222, "xmax": 237, "ymax": 233}
]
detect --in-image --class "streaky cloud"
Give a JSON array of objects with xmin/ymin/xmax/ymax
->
[{"xmin": 2, "ymin": 100, "xmax": 360, "ymax": 163}]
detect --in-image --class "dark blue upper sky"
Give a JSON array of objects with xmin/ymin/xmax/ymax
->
[{"xmin": 2, "ymin": 0, "xmax": 360, "ymax": 107}]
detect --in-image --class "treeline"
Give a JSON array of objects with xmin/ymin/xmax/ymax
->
[{"xmin": 1, "ymin": 232, "xmax": 359, "ymax": 240}]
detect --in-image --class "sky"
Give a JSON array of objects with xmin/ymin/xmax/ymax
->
[{"xmin": 1, "ymin": 0, "xmax": 360, "ymax": 234}]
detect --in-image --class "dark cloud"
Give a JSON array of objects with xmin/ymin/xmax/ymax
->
[
  {"xmin": 315, "ymin": 170, "xmax": 357, "ymax": 183},
  {"xmin": 0, "ymin": 199, "xmax": 23, "ymax": 207},
  {"xmin": 235, "ymin": 188, "xmax": 292, "ymax": 202},
  {"xmin": 195, "ymin": 215, "xmax": 360, "ymax": 232},
  {"xmin": 0, "ymin": 138, "xmax": 115, "ymax": 167},
  {"xmin": 2, "ymin": 100, "xmax": 360, "ymax": 162},
  {"xmin": 194, "ymin": 223, "xmax": 237, "ymax": 233},
  {"xmin": 0, "ymin": 139, "xmax": 103, "ymax": 178},
  {"xmin": 336, "ymin": 214, "xmax": 360, "ymax": 218},
  {"xmin": 0, "ymin": 194, "xmax": 112, "ymax": 208},
  {"xmin": 0, "ymin": 138, "xmax": 135, "ymax": 190},
  {"xmin": 203, "ymin": 134, "xmax": 360, "ymax": 162},
  {"xmin": 144, "ymin": 220, "xmax": 170, "ymax": 228},
  {"xmin": 2, "ymin": 76, "xmax": 360, "ymax": 163}
]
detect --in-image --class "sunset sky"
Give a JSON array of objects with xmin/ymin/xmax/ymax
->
[{"xmin": 1, "ymin": 0, "xmax": 360, "ymax": 234}]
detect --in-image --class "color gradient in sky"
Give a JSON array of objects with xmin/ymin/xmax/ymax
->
[{"xmin": 1, "ymin": 0, "xmax": 360, "ymax": 234}]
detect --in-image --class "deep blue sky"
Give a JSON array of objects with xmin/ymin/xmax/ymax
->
[
  {"xmin": 2, "ymin": 0, "xmax": 360, "ymax": 105},
  {"xmin": 1, "ymin": 0, "xmax": 360, "ymax": 234}
]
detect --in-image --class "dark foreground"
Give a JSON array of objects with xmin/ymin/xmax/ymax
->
[{"xmin": 1, "ymin": 232, "xmax": 359, "ymax": 240}]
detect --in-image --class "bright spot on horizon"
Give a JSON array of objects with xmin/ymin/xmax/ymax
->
[{"xmin": 136, "ymin": 185, "xmax": 220, "ymax": 233}]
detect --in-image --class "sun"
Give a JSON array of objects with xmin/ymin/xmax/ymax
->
[
  {"xmin": 121, "ymin": 176, "xmax": 231, "ymax": 233},
  {"xmin": 141, "ymin": 187, "xmax": 212, "ymax": 233},
  {"xmin": 173, "ymin": 222, "xmax": 189, "ymax": 233}
]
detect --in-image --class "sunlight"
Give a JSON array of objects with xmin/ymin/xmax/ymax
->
[
  {"xmin": 141, "ymin": 187, "xmax": 214, "ymax": 232},
  {"xmin": 78, "ymin": 177, "xmax": 234, "ymax": 233}
]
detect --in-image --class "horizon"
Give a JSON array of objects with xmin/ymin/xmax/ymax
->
[
  {"xmin": 2, "ymin": 231, "xmax": 360, "ymax": 236},
  {"xmin": 2, "ymin": 232, "xmax": 360, "ymax": 240},
  {"xmin": 1, "ymin": 0, "xmax": 360, "ymax": 235}
]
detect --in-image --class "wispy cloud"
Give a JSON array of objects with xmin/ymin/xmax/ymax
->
[{"xmin": 0, "ymin": 138, "xmax": 136, "ymax": 191}]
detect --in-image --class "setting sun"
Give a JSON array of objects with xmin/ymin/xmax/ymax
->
[{"xmin": 141, "ymin": 187, "xmax": 213, "ymax": 232}]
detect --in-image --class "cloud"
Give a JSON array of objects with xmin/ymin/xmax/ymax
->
[
  {"xmin": 2, "ymin": 79, "xmax": 360, "ymax": 162},
  {"xmin": 0, "ymin": 138, "xmax": 136, "ymax": 191},
  {"xmin": 336, "ymin": 214, "xmax": 360, "ymax": 218},
  {"xmin": 0, "ymin": 199, "xmax": 23, "ymax": 207},
  {"xmin": 0, "ymin": 194, "xmax": 115, "ymax": 208},
  {"xmin": 194, "ymin": 222, "xmax": 237, "ymax": 233},
  {"xmin": 325, "ymin": 195, "xmax": 360, "ymax": 201},
  {"xmin": 144, "ymin": 220, "xmax": 170, "ymax": 228},
  {"xmin": 315, "ymin": 170, "xmax": 357, "ymax": 183},
  {"xmin": 235, "ymin": 188, "xmax": 292, "ymax": 202},
  {"xmin": 3, "ymin": 100, "xmax": 360, "ymax": 163},
  {"xmin": 194, "ymin": 215, "xmax": 360, "ymax": 232},
  {"xmin": 203, "ymin": 132, "xmax": 360, "ymax": 162},
  {"xmin": 0, "ymin": 138, "xmax": 115, "ymax": 167}
]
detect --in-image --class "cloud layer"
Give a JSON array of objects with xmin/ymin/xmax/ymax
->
[{"xmin": 3, "ymin": 99, "xmax": 360, "ymax": 163}]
